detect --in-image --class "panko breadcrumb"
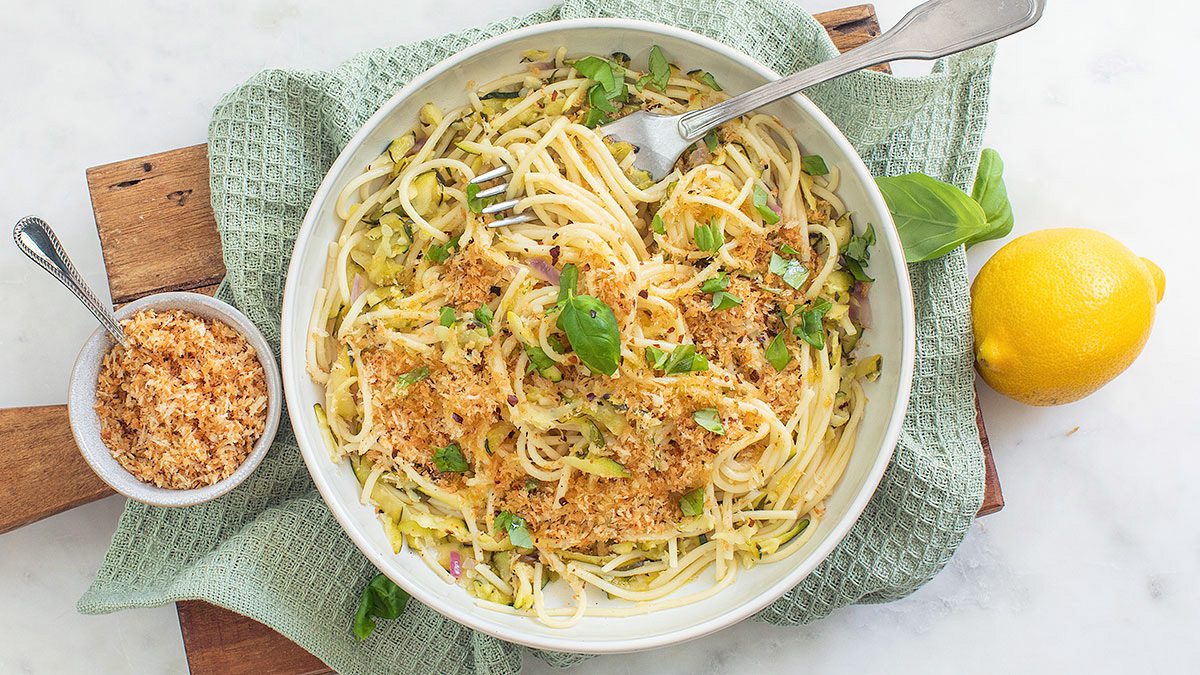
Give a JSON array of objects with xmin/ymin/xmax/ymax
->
[{"xmin": 95, "ymin": 309, "xmax": 268, "ymax": 489}]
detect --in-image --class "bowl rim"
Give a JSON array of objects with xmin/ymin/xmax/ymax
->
[
  {"xmin": 67, "ymin": 291, "xmax": 283, "ymax": 507},
  {"xmin": 280, "ymin": 17, "xmax": 915, "ymax": 653}
]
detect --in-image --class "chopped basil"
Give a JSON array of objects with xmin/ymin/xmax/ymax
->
[
  {"xmin": 692, "ymin": 408, "xmax": 724, "ymax": 435},
  {"xmin": 547, "ymin": 333, "xmax": 567, "ymax": 355},
  {"xmin": 699, "ymin": 271, "xmax": 729, "ymax": 294},
  {"xmin": 352, "ymin": 573, "xmax": 409, "ymax": 640},
  {"xmin": 439, "ymin": 306, "xmax": 456, "ymax": 327},
  {"xmin": 765, "ymin": 333, "xmax": 791, "ymax": 372},
  {"xmin": 704, "ymin": 130, "xmax": 719, "ymax": 154},
  {"xmin": 426, "ymin": 234, "xmax": 460, "ymax": 264},
  {"xmin": 656, "ymin": 343, "xmax": 709, "ymax": 375},
  {"xmin": 395, "ymin": 366, "xmax": 430, "ymax": 389},
  {"xmin": 644, "ymin": 345, "xmax": 669, "ymax": 370},
  {"xmin": 573, "ymin": 56, "xmax": 621, "ymax": 95},
  {"xmin": 556, "ymin": 294, "xmax": 622, "ymax": 376},
  {"xmin": 688, "ymin": 69, "xmax": 722, "ymax": 91},
  {"xmin": 801, "ymin": 155, "xmax": 829, "ymax": 176},
  {"xmin": 474, "ymin": 305, "xmax": 494, "ymax": 335},
  {"xmin": 693, "ymin": 219, "xmax": 725, "ymax": 253},
  {"xmin": 768, "ymin": 252, "xmax": 809, "ymax": 290},
  {"xmin": 680, "ymin": 487, "xmax": 705, "ymax": 517},
  {"xmin": 779, "ymin": 243, "xmax": 803, "ymax": 256},
  {"xmin": 752, "ymin": 184, "xmax": 781, "ymax": 225},
  {"xmin": 587, "ymin": 83, "xmax": 618, "ymax": 114},
  {"xmin": 583, "ymin": 106, "xmax": 609, "ymax": 128},
  {"xmin": 479, "ymin": 90, "xmax": 522, "ymax": 100},
  {"xmin": 842, "ymin": 223, "xmax": 875, "ymax": 282},
  {"xmin": 494, "ymin": 510, "xmax": 534, "ymax": 548},
  {"xmin": 432, "ymin": 442, "xmax": 468, "ymax": 473},
  {"xmin": 793, "ymin": 299, "xmax": 832, "ymax": 349},
  {"xmin": 651, "ymin": 213, "xmax": 666, "ymax": 235},
  {"xmin": 466, "ymin": 183, "xmax": 492, "ymax": 214},
  {"xmin": 524, "ymin": 343, "xmax": 563, "ymax": 382},
  {"xmin": 710, "ymin": 291, "xmax": 742, "ymax": 311},
  {"xmin": 574, "ymin": 55, "xmax": 626, "ymax": 127},
  {"xmin": 558, "ymin": 263, "xmax": 579, "ymax": 304},
  {"xmin": 637, "ymin": 45, "xmax": 670, "ymax": 92}
]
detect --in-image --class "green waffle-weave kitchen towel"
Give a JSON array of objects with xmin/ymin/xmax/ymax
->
[{"xmin": 79, "ymin": 0, "xmax": 992, "ymax": 671}]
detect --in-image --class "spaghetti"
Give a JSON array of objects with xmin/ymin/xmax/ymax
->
[{"xmin": 307, "ymin": 46, "xmax": 880, "ymax": 625}]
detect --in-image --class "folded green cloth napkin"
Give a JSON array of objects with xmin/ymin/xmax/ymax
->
[{"xmin": 79, "ymin": 0, "xmax": 992, "ymax": 671}]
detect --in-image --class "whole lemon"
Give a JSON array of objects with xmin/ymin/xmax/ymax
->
[{"xmin": 971, "ymin": 228, "xmax": 1164, "ymax": 406}]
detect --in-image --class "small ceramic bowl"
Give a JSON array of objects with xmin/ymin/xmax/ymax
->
[{"xmin": 68, "ymin": 292, "xmax": 282, "ymax": 507}]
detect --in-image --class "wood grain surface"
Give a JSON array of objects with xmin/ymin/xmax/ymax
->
[{"xmin": 0, "ymin": 6, "xmax": 998, "ymax": 672}]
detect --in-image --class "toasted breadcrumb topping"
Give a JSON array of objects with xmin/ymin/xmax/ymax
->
[{"xmin": 95, "ymin": 309, "xmax": 268, "ymax": 489}]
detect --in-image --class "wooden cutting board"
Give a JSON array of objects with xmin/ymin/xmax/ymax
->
[{"xmin": 0, "ymin": 6, "xmax": 1002, "ymax": 673}]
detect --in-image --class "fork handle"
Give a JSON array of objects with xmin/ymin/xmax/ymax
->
[{"xmin": 677, "ymin": 0, "xmax": 1046, "ymax": 140}]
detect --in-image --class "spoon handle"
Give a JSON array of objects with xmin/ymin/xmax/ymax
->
[
  {"xmin": 13, "ymin": 215, "xmax": 129, "ymax": 347},
  {"xmin": 677, "ymin": 0, "xmax": 1046, "ymax": 140}
]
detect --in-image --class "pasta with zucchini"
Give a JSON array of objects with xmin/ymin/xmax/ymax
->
[{"xmin": 307, "ymin": 46, "xmax": 879, "ymax": 625}]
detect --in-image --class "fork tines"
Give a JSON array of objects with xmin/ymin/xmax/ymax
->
[{"xmin": 469, "ymin": 165, "xmax": 534, "ymax": 228}]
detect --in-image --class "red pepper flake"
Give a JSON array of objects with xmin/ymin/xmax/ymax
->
[
  {"xmin": 506, "ymin": 394, "xmax": 519, "ymax": 406},
  {"xmin": 451, "ymin": 412, "xmax": 463, "ymax": 423},
  {"xmin": 549, "ymin": 245, "xmax": 561, "ymax": 265},
  {"xmin": 637, "ymin": 289, "xmax": 648, "ymax": 299}
]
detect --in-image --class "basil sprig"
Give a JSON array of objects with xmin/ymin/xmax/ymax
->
[
  {"xmin": 875, "ymin": 148, "xmax": 1014, "ymax": 262},
  {"xmin": 553, "ymin": 264, "xmax": 621, "ymax": 376},
  {"xmin": 680, "ymin": 487, "xmax": 705, "ymax": 517},
  {"xmin": 433, "ymin": 442, "xmax": 468, "ymax": 473},
  {"xmin": 495, "ymin": 510, "xmax": 534, "ymax": 548},
  {"xmin": 352, "ymin": 573, "xmax": 409, "ymax": 640}
]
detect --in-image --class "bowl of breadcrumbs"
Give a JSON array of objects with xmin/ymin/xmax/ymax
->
[{"xmin": 68, "ymin": 292, "xmax": 282, "ymax": 506}]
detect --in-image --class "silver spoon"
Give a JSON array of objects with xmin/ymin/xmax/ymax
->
[{"xmin": 13, "ymin": 215, "xmax": 129, "ymax": 347}]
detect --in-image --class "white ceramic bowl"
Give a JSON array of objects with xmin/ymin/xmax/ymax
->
[
  {"xmin": 68, "ymin": 292, "xmax": 283, "ymax": 507},
  {"xmin": 280, "ymin": 19, "xmax": 914, "ymax": 653}
]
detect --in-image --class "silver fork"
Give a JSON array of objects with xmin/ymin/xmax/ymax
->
[{"xmin": 471, "ymin": 0, "xmax": 1044, "ymax": 226}]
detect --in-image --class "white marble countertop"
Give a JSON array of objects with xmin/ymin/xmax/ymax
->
[{"xmin": 2, "ymin": 0, "xmax": 1198, "ymax": 672}]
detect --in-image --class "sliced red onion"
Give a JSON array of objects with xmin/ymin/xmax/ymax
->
[
  {"xmin": 526, "ymin": 61, "xmax": 555, "ymax": 72},
  {"xmin": 449, "ymin": 550, "xmax": 462, "ymax": 579},
  {"xmin": 767, "ymin": 194, "xmax": 783, "ymax": 219},
  {"xmin": 350, "ymin": 273, "xmax": 365, "ymax": 303},
  {"xmin": 528, "ymin": 258, "xmax": 561, "ymax": 285},
  {"xmin": 409, "ymin": 136, "xmax": 428, "ymax": 156},
  {"xmin": 685, "ymin": 144, "xmax": 712, "ymax": 168},
  {"xmin": 849, "ymin": 281, "xmax": 872, "ymax": 328}
]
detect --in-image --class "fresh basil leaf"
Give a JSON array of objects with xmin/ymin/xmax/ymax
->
[
  {"xmin": 699, "ymin": 271, "xmax": 729, "ymax": 293},
  {"xmin": 876, "ymin": 173, "xmax": 988, "ymax": 263},
  {"xmin": 439, "ymin": 306, "xmax": 456, "ymax": 327},
  {"xmin": 572, "ymin": 56, "xmax": 620, "ymax": 96},
  {"xmin": 651, "ymin": 213, "xmax": 666, "ymax": 235},
  {"xmin": 426, "ymin": 234, "xmax": 460, "ymax": 263},
  {"xmin": 968, "ymin": 148, "xmax": 1014, "ymax": 246},
  {"xmin": 556, "ymin": 294, "xmax": 622, "ymax": 376},
  {"xmin": 704, "ymin": 130, "xmax": 719, "ymax": 154},
  {"xmin": 583, "ymin": 107, "xmax": 609, "ymax": 128},
  {"xmin": 693, "ymin": 220, "xmax": 724, "ymax": 253},
  {"xmin": 765, "ymin": 333, "xmax": 791, "ymax": 372},
  {"xmin": 433, "ymin": 442, "xmax": 468, "ymax": 473},
  {"xmin": 474, "ymin": 305, "xmax": 494, "ymax": 335},
  {"xmin": 753, "ymin": 184, "xmax": 781, "ymax": 225},
  {"xmin": 711, "ymin": 291, "xmax": 742, "ymax": 311},
  {"xmin": 494, "ymin": 510, "xmax": 534, "ymax": 548},
  {"xmin": 842, "ymin": 223, "xmax": 875, "ymax": 282},
  {"xmin": 768, "ymin": 252, "xmax": 809, "ymax": 290},
  {"xmin": 793, "ymin": 299, "xmax": 832, "ymax": 349},
  {"xmin": 679, "ymin": 487, "xmax": 705, "ymax": 517},
  {"xmin": 644, "ymin": 45, "xmax": 670, "ymax": 92},
  {"xmin": 558, "ymin": 263, "xmax": 579, "ymax": 303},
  {"xmin": 692, "ymin": 408, "xmax": 724, "ymax": 435},
  {"xmin": 644, "ymin": 345, "xmax": 669, "ymax": 370},
  {"xmin": 661, "ymin": 343, "xmax": 709, "ymax": 375},
  {"xmin": 352, "ymin": 573, "xmax": 409, "ymax": 640},
  {"xmin": 395, "ymin": 366, "xmax": 430, "ymax": 390},
  {"xmin": 801, "ymin": 155, "xmax": 829, "ymax": 176},
  {"xmin": 688, "ymin": 69, "xmax": 722, "ymax": 91},
  {"xmin": 587, "ymin": 83, "xmax": 617, "ymax": 114}
]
